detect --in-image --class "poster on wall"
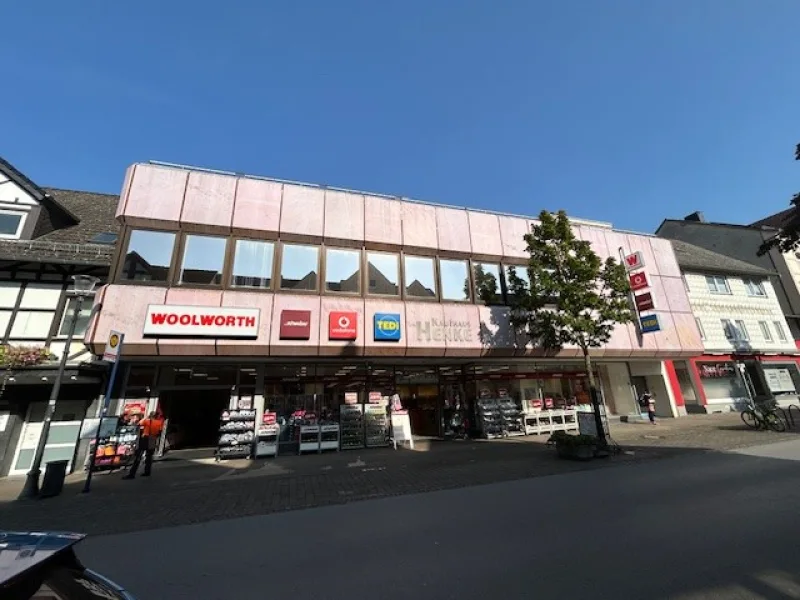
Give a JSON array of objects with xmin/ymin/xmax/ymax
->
[
  {"xmin": 345, "ymin": 392, "xmax": 358, "ymax": 405},
  {"xmin": 765, "ymin": 369, "xmax": 797, "ymax": 394},
  {"xmin": 122, "ymin": 400, "xmax": 147, "ymax": 423}
]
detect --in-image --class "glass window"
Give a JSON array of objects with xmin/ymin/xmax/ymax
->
[
  {"xmin": 504, "ymin": 265, "xmax": 530, "ymax": 299},
  {"xmin": 9, "ymin": 311, "xmax": 54, "ymax": 339},
  {"xmin": 280, "ymin": 244, "xmax": 319, "ymax": 291},
  {"xmin": 0, "ymin": 211, "xmax": 24, "ymax": 237},
  {"xmin": 58, "ymin": 297, "xmax": 92, "ymax": 336},
  {"xmin": 743, "ymin": 278, "xmax": 766, "ymax": 297},
  {"xmin": 366, "ymin": 252, "xmax": 399, "ymax": 296},
  {"xmin": 705, "ymin": 275, "xmax": 730, "ymax": 294},
  {"xmin": 325, "ymin": 248, "xmax": 361, "ymax": 293},
  {"xmin": 404, "ymin": 256, "xmax": 436, "ymax": 298},
  {"xmin": 439, "ymin": 259, "xmax": 470, "ymax": 301},
  {"xmin": 774, "ymin": 321, "xmax": 788, "ymax": 341},
  {"xmin": 231, "ymin": 239, "xmax": 274, "ymax": 288},
  {"xmin": 695, "ymin": 317, "xmax": 705, "ymax": 340},
  {"xmin": 759, "ymin": 321, "xmax": 773, "ymax": 342},
  {"xmin": 179, "ymin": 234, "xmax": 226, "ymax": 285},
  {"xmin": 120, "ymin": 230, "xmax": 176, "ymax": 282},
  {"xmin": 721, "ymin": 319, "xmax": 735, "ymax": 341},
  {"xmin": 735, "ymin": 320, "xmax": 749, "ymax": 341},
  {"xmin": 473, "ymin": 263, "xmax": 502, "ymax": 305}
]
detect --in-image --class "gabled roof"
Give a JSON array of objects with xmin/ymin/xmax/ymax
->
[
  {"xmin": 669, "ymin": 239, "xmax": 775, "ymax": 277},
  {"xmin": 0, "ymin": 156, "xmax": 80, "ymax": 223},
  {"xmin": 750, "ymin": 207, "xmax": 795, "ymax": 229}
]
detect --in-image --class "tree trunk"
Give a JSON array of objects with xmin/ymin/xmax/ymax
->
[{"xmin": 583, "ymin": 350, "xmax": 608, "ymax": 449}]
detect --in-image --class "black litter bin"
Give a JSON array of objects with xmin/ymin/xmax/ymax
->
[{"xmin": 40, "ymin": 460, "xmax": 69, "ymax": 498}]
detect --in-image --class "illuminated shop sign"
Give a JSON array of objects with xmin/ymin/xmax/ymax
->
[
  {"xmin": 374, "ymin": 313, "xmax": 401, "ymax": 341},
  {"xmin": 143, "ymin": 305, "xmax": 259, "ymax": 338},
  {"xmin": 329, "ymin": 311, "xmax": 358, "ymax": 340}
]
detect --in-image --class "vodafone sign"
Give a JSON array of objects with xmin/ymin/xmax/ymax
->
[
  {"xmin": 143, "ymin": 305, "xmax": 260, "ymax": 338},
  {"xmin": 329, "ymin": 311, "xmax": 358, "ymax": 340}
]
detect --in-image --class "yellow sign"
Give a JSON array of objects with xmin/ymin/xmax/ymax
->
[{"xmin": 103, "ymin": 330, "xmax": 124, "ymax": 362}]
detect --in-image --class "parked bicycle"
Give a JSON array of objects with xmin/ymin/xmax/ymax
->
[{"xmin": 740, "ymin": 398, "xmax": 787, "ymax": 432}]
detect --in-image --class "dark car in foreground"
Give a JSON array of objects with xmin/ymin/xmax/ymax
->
[{"xmin": 1, "ymin": 531, "xmax": 135, "ymax": 599}]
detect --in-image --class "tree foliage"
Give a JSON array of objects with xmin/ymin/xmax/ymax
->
[
  {"xmin": 758, "ymin": 143, "xmax": 800, "ymax": 256},
  {"xmin": 495, "ymin": 210, "xmax": 634, "ymax": 386}
]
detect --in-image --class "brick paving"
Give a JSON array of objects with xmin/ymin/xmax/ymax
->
[{"xmin": 0, "ymin": 412, "xmax": 796, "ymax": 536}]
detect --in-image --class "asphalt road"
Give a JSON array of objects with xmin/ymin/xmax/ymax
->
[{"xmin": 78, "ymin": 440, "xmax": 800, "ymax": 600}]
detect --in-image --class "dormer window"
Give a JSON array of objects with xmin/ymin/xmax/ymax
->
[{"xmin": 0, "ymin": 210, "xmax": 26, "ymax": 238}]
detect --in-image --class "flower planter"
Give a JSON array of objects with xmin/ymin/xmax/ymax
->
[{"xmin": 555, "ymin": 442, "xmax": 594, "ymax": 461}]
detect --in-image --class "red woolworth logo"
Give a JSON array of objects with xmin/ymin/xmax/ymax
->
[{"xmin": 143, "ymin": 305, "xmax": 260, "ymax": 338}]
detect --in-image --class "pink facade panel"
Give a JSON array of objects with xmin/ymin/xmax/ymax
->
[
  {"xmin": 123, "ymin": 164, "xmax": 187, "ymax": 226},
  {"xmin": 442, "ymin": 304, "xmax": 482, "ymax": 357},
  {"xmin": 88, "ymin": 285, "xmax": 166, "ymax": 356},
  {"xmin": 269, "ymin": 295, "xmax": 321, "ymax": 356},
  {"xmin": 217, "ymin": 291, "xmax": 273, "ymax": 356},
  {"xmin": 601, "ymin": 230, "xmax": 628, "ymax": 264},
  {"xmin": 401, "ymin": 202, "xmax": 438, "ymax": 251},
  {"xmin": 673, "ymin": 311, "xmax": 704, "ymax": 355},
  {"xmin": 630, "ymin": 319, "xmax": 660, "ymax": 357},
  {"xmin": 597, "ymin": 322, "xmax": 635, "ymax": 358},
  {"xmin": 650, "ymin": 237, "xmax": 683, "ymax": 278},
  {"xmin": 114, "ymin": 164, "xmax": 135, "ymax": 221},
  {"xmin": 324, "ymin": 190, "xmax": 364, "ymax": 243},
  {"xmin": 404, "ymin": 302, "xmax": 446, "ymax": 357},
  {"xmin": 319, "ymin": 297, "xmax": 366, "ymax": 356},
  {"xmin": 646, "ymin": 275, "xmax": 671, "ymax": 315},
  {"xmin": 231, "ymin": 178, "xmax": 282, "ymax": 235},
  {"xmin": 364, "ymin": 196, "xmax": 402, "ymax": 247},
  {"xmin": 498, "ymin": 216, "xmax": 530, "ymax": 259},
  {"xmin": 364, "ymin": 299, "xmax": 407, "ymax": 357},
  {"xmin": 180, "ymin": 171, "xmax": 236, "ymax": 232},
  {"xmin": 580, "ymin": 226, "xmax": 611, "ymax": 260},
  {"xmin": 649, "ymin": 311, "xmax": 682, "ymax": 352},
  {"xmin": 279, "ymin": 184, "xmax": 324, "ymax": 238},
  {"xmin": 659, "ymin": 276, "xmax": 691, "ymax": 314},
  {"xmin": 624, "ymin": 234, "xmax": 660, "ymax": 277},
  {"xmin": 157, "ymin": 289, "xmax": 222, "ymax": 356},
  {"xmin": 435, "ymin": 207, "xmax": 471, "ymax": 253},
  {"xmin": 468, "ymin": 212, "xmax": 503, "ymax": 257},
  {"xmin": 477, "ymin": 306, "xmax": 515, "ymax": 356}
]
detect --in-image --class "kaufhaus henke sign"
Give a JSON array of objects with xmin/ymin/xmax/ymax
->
[{"xmin": 411, "ymin": 318, "xmax": 473, "ymax": 343}]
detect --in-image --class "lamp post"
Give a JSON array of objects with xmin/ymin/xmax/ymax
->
[{"xmin": 18, "ymin": 274, "xmax": 99, "ymax": 500}]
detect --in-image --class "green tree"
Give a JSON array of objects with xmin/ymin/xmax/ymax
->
[
  {"xmin": 497, "ymin": 210, "xmax": 634, "ymax": 448},
  {"xmin": 758, "ymin": 143, "xmax": 800, "ymax": 256}
]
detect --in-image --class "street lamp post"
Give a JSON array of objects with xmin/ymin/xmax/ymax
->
[{"xmin": 18, "ymin": 275, "xmax": 99, "ymax": 500}]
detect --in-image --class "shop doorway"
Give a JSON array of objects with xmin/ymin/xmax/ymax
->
[{"xmin": 159, "ymin": 389, "xmax": 230, "ymax": 451}]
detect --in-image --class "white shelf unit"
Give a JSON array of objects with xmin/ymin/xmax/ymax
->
[{"xmin": 522, "ymin": 409, "xmax": 579, "ymax": 435}]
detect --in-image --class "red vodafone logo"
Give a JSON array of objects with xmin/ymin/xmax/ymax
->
[{"xmin": 329, "ymin": 311, "xmax": 358, "ymax": 340}]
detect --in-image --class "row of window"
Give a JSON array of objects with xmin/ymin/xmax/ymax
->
[
  {"xmin": 118, "ymin": 229, "xmax": 530, "ymax": 304},
  {"xmin": 694, "ymin": 317, "xmax": 788, "ymax": 344},
  {"xmin": 0, "ymin": 280, "xmax": 91, "ymax": 343},
  {"xmin": 704, "ymin": 275, "xmax": 766, "ymax": 297}
]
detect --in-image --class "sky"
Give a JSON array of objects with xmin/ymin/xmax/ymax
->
[{"xmin": 2, "ymin": 1, "xmax": 800, "ymax": 233}]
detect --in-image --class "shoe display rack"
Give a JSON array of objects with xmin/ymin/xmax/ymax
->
[
  {"xmin": 340, "ymin": 404, "xmax": 364, "ymax": 450},
  {"xmin": 216, "ymin": 409, "xmax": 256, "ymax": 460},
  {"xmin": 522, "ymin": 409, "xmax": 579, "ymax": 435},
  {"xmin": 365, "ymin": 404, "xmax": 389, "ymax": 448},
  {"xmin": 477, "ymin": 398, "xmax": 504, "ymax": 439},
  {"xmin": 498, "ymin": 401, "xmax": 525, "ymax": 436}
]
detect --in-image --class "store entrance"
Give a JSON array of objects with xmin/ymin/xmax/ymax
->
[{"xmin": 159, "ymin": 389, "xmax": 230, "ymax": 451}]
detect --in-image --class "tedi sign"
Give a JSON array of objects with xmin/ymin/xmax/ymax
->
[
  {"xmin": 143, "ymin": 305, "xmax": 260, "ymax": 338},
  {"xmin": 411, "ymin": 318, "xmax": 472, "ymax": 343}
]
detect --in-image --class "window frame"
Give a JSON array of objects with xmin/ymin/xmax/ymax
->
[
  {"xmin": 721, "ymin": 319, "xmax": 735, "ymax": 341},
  {"xmin": 0, "ymin": 209, "xmax": 27, "ymax": 239},
  {"xmin": 364, "ymin": 250, "xmax": 401, "ymax": 298},
  {"xmin": 116, "ymin": 227, "xmax": 181, "ymax": 286},
  {"xmin": 774, "ymin": 320, "xmax": 788, "ymax": 342},
  {"xmin": 471, "ymin": 260, "xmax": 504, "ymax": 306},
  {"xmin": 695, "ymin": 317, "xmax": 705, "ymax": 341},
  {"xmin": 57, "ymin": 295, "xmax": 94, "ymax": 338},
  {"xmin": 401, "ymin": 253, "xmax": 439, "ymax": 301},
  {"xmin": 735, "ymin": 319, "xmax": 749, "ymax": 341},
  {"xmin": 503, "ymin": 263, "xmax": 530, "ymax": 305},
  {"xmin": 758, "ymin": 320, "xmax": 773, "ymax": 342},
  {"xmin": 705, "ymin": 275, "xmax": 731, "ymax": 295},
  {"xmin": 175, "ymin": 232, "xmax": 230, "ymax": 288},
  {"xmin": 278, "ymin": 242, "xmax": 321, "ymax": 294},
  {"xmin": 229, "ymin": 237, "xmax": 277, "ymax": 291},
  {"xmin": 438, "ymin": 258, "xmax": 472, "ymax": 303},
  {"xmin": 323, "ymin": 246, "xmax": 362, "ymax": 296},
  {"xmin": 743, "ymin": 278, "xmax": 767, "ymax": 297}
]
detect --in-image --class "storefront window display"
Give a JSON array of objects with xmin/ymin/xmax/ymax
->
[
  {"xmin": 696, "ymin": 362, "xmax": 748, "ymax": 402},
  {"xmin": 761, "ymin": 363, "xmax": 800, "ymax": 399}
]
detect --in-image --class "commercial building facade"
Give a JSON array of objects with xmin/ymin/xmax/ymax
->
[
  {"xmin": 0, "ymin": 157, "xmax": 119, "ymax": 477},
  {"xmin": 84, "ymin": 162, "xmax": 704, "ymax": 454}
]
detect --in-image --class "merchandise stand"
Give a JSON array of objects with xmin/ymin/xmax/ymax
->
[
  {"xmin": 216, "ymin": 409, "xmax": 256, "ymax": 461},
  {"xmin": 87, "ymin": 421, "xmax": 137, "ymax": 472},
  {"xmin": 477, "ymin": 398, "xmax": 504, "ymax": 439},
  {"xmin": 320, "ymin": 424, "xmax": 341, "ymax": 451},
  {"xmin": 340, "ymin": 404, "xmax": 365, "ymax": 450},
  {"xmin": 522, "ymin": 409, "xmax": 579, "ymax": 435},
  {"xmin": 298, "ymin": 423, "xmax": 341, "ymax": 454},
  {"xmin": 255, "ymin": 424, "xmax": 279, "ymax": 458},
  {"xmin": 365, "ymin": 404, "xmax": 390, "ymax": 448}
]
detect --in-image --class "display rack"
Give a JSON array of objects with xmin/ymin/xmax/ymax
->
[
  {"xmin": 498, "ymin": 401, "xmax": 525, "ymax": 436},
  {"xmin": 477, "ymin": 398, "xmax": 504, "ymax": 439},
  {"xmin": 89, "ymin": 422, "xmax": 138, "ymax": 472},
  {"xmin": 255, "ymin": 424, "xmax": 279, "ymax": 458},
  {"xmin": 216, "ymin": 409, "xmax": 256, "ymax": 461},
  {"xmin": 299, "ymin": 425, "xmax": 321, "ymax": 453},
  {"xmin": 365, "ymin": 404, "xmax": 389, "ymax": 447},
  {"xmin": 340, "ymin": 404, "xmax": 364, "ymax": 450},
  {"xmin": 320, "ymin": 424, "xmax": 341, "ymax": 451},
  {"xmin": 522, "ymin": 409, "xmax": 579, "ymax": 435}
]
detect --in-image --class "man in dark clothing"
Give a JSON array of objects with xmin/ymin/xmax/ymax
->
[{"xmin": 123, "ymin": 411, "xmax": 164, "ymax": 479}]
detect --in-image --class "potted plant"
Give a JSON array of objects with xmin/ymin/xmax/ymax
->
[{"xmin": 548, "ymin": 431, "xmax": 597, "ymax": 461}]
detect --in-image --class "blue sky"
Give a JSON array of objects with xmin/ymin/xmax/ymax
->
[{"xmin": 2, "ymin": 1, "xmax": 799, "ymax": 233}]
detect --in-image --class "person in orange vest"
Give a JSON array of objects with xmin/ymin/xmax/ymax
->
[{"xmin": 123, "ymin": 411, "xmax": 165, "ymax": 479}]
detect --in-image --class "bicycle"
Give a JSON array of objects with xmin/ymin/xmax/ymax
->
[{"xmin": 740, "ymin": 398, "xmax": 787, "ymax": 432}]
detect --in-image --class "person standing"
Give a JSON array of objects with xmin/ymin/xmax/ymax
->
[
  {"xmin": 639, "ymin": 392, "xmax": 657, "ymax": 425},
  {"xmin": 123, "ymin": 411, "xmax": 165, "ymax": 479}
]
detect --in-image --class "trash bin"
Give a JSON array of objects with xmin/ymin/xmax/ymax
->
[{"xmin": 40, "ymin": 460, "xmax": 69, "ymax": 498}]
